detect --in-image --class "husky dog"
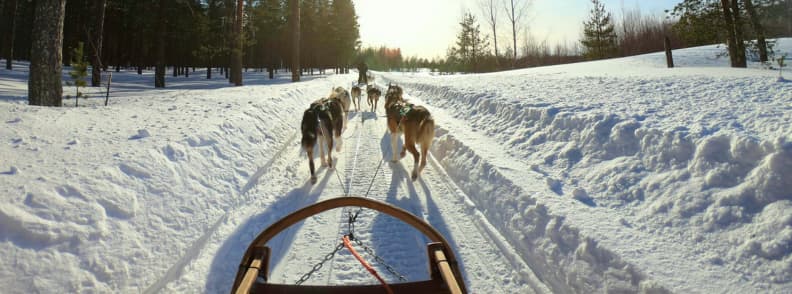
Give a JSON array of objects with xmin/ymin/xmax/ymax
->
[
  {"xmin": 385, "ymin": 83, "xmax": 403, "ymax": 104},
  {"xmin": 384, "ymin": 85, "xmax": 435, "ymax": 180},
  {"xmin": 366, "ymin": 85, "xmax": 381, "ymax": 112},
  {"xmin": 301, "ymin": 98, "xmax": 345, "ymax": 184},
  {"xmin": 330, "ymin": 87, "xmax": 351, "ymax": 131},
  {"xmin": 351, "ymin": 85, "xmax": 362, "ymax": 112}
]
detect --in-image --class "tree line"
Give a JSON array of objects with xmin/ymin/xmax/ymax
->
[
  {"xmin": 0, "ymin": 0, "xmax": 360, "ymax": 106},
  {"xmin": 438, "ymin": 0, "xmax": 791, "ymax": 73}
]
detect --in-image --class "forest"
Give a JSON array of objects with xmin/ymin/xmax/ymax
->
[{"xmin": 1, "ymin": 0, "xmax": 791, "ymax": 105}]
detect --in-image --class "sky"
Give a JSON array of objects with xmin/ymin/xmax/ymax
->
[{"xmin": 353, "ymin": 0, "xmax": 683, "ymax": 59}]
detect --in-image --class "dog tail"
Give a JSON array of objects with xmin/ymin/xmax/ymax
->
[
  {"xmin": 301, "ymin": 109, "xmax": 318, "ymax": 150},
  {"xmin": 417, "ymin": 114, "xmax": 435, "ymax": 148}
]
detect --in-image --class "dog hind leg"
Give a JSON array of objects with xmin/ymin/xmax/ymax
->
[
  {"xmin": 327, "ymin": 131, "xmax": 334, "ymax": 168},
  {"xmin": 404, "ymin": 137, "xmax": 420, "ymax": 180},
  {"xmin": 307, "ymin": 147, "xmax": 317, "ymax": 184},
  {"xmin": 390, "ymin": 132, "xmax": 400, "ymax": 162},
  {"xmin": 318, "ymin": 131, "xmax": 327, "ymax": 166}
]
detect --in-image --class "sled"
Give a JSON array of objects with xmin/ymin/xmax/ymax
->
[{"xmin": 232, "ymin": 196, "xmax": 467, "ymax": 294}]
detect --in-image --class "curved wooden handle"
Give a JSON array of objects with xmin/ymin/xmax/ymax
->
[{"xmin": 232, "ymin": 196, "xmax": 466, "ymax": 293}]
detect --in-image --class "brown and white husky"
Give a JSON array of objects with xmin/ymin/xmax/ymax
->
[
  {"xmin": 384, "ymin": 84, "xmax": 435, "ymax": 180},
  {"xmin": 330, "ymin": 87, "xmax": 351, "ymax": 132}
]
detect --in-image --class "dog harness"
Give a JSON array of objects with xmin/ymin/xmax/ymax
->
[
  {"xmin": 312, "ymin": 100, "xmax": 328, "ymax": 112},
  {"xmin": 398, "ymin": 103, "xmax": 414, "ymax": 118}
]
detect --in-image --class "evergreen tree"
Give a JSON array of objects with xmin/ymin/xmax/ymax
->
[
  {"xmin": 329, "ymin": 0, "xmax": 360, "ymax": 72},
  {"xmin": 580, "ymin": 0, "xmax": 618, "ymax": 60},
  {"xmin": 69, "ymin": 42, "xmax": 88, "ymax": 107},
  {"xmin": 449, "ymin": 12, "xmax": 490, "ymax": 73},
  {"xmin": 669, "ymin": 0, "xmax": 724, "ymax": 46}
]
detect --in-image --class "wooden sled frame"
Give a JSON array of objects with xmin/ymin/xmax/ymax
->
[{"xmin": 232, "ymin": 196, "xmax": 467, "ymax": 294}]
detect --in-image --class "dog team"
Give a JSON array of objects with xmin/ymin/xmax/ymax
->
[{"xmin": 300, "ymin": 82, "xmax": 434, "ymax": 184}]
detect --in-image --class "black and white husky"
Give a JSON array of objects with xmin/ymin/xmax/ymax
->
[{"xmin": 301, "ymin": 98, "xmax": 344, "ymax": 184}]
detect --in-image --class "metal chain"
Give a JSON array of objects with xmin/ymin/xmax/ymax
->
[
  {"xmin": 354, "ymin": 238, "xmax": 407, "ymax": 282},
  {"xmin": 295, "ymin": 243, "xmax": 346, "ymax": 285}
]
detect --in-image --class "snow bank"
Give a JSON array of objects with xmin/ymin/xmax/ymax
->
[
  {"xmin": 382, "ymin": 39, "xmax": 792, "ymax": 292},
  {"xmin": 0, "ymin": 67, "xmax": 353, "ymax": 292},
  {"xmin": 431, "ymin": 132, "xmax": 667, "ymax": 293}
]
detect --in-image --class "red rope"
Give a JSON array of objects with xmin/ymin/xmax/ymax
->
[{"xmin": 342, "ymin": 235, "xmax": 394, "ymax": 294}]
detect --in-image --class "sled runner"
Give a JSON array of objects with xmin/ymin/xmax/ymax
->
[{"xmin": 232, "ymin": 197, "xmax": 467, "ymax": 294}]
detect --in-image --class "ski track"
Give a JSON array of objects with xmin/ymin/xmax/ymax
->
[{"xmin": 160, "ymin": 81, "xmax": 549, "ymax": 293}]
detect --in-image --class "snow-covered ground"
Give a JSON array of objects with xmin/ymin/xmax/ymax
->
[{"xmin": 1, "ymin": 40, "xmax": 790, "ymax": 293}]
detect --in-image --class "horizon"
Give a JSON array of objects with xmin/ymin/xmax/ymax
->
[{"xmin": 354, "ymin": 0, "xmax": 683, "ymax": 59}]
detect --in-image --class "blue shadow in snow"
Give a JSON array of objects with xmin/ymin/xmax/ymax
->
[
  {"xmin": 351, "ymin": 131, "xmax": 469, "ymax": 284},
  {"xmin": 204, "ymin": 169, "xmax": 333, "ymax": 293}
]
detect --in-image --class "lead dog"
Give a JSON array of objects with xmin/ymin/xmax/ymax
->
[
  {"xmin": 301, "ymin": 97, "xmax": 344, "ymax": 184},
  {"xmin": 384, "ymin": 84, "xmax": 435, "ymax": 180}
]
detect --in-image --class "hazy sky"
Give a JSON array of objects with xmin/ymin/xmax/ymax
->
[{"xmin": 353, "ymin": 0, "xmax": 683, "ymax": 59}]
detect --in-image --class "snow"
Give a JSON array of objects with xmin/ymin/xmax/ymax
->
[{"xmin": 1, "ymin": 39, "xmax": 791, "ymax": 293}]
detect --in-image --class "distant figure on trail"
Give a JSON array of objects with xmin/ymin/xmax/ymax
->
[{"xmin": 357, "ymin": 62, "xmax": 368, "ymax": 85}]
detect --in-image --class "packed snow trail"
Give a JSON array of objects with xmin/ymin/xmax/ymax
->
[{"xmin": 157, "ymin": 83, "xmax": 548, "ymax": 293}]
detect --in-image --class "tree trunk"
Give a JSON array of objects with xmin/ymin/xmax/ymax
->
[
  {"xmin": 154, "ymin": 0, "xmax": 166, "ymax": 88},
  {"xmin": 3, "ymin": 0, "xmax": 18, "ymax": 70},
  {"xmin": 720, "ymin": 0, "xmax": 740, "ymax": 67},
  {"xmin": 290, "ymin": 0, "xmax": 300, "ymax": 82},
  {"xmin": 664, "ymin": 36, "xmax": 674, "ymax": 68},
  {"xmin": 731, "ymin": 0, "xmax": 747, "ymax": 67},
  {"xmin": 744, "ymin": 0, "xmax": 767, "ymax": 62},
  {"xmin": 231, "ymin": 0, "xmax": 243, "ymax": 86},
  {"xmin": 29, "ymin": 0, "xmax": 66, "ymax": 106},
  {"xmin": 509, "ymin": 0, "xmax": 517, "ymax": 67},
  {"xmin": 91, "ymin": 0, "xmax": 107, "ymax": 86}
]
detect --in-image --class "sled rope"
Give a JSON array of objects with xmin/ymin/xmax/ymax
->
[{"xmin": 343, "ymin": 235, "xmax": 394, "ymax": 294}]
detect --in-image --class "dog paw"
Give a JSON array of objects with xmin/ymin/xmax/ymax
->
[
  {"xmin": 310, "ymin": 176, "xmax": 317, "ymax": 185},
  {"xmin": 321, "ymin": 160, "xmax": 328, "ymax": 167},
  {"xmin": 411, "ymin": 172, "xmax": 419, "ymax": 181},
  {"xmin": 400, "ymin": 151, "xmax": 406, "ymax": 158}
]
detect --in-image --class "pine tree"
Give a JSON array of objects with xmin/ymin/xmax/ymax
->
[
  {"xmin": 69, "ymin": 42, "xmax": 88, "ymax": 107},
  {"xmin": 329, "ymin": 0, "xmax": 360, "ymax": 72},
  {"xmin": 449, "ymin": 12, "xmax": 490, "ymax": 73},
  {"xmin": 580, "ymin": 0, "xmax": 618, "ymax": 60}
]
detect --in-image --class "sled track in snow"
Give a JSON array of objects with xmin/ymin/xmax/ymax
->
[
  {"xmin": 265, "ymin": 82, "xmax": 549, "ymax": 292},
  {"xmin": 149, "ymin": 82, "xmax": 550, "ymax": 293}
]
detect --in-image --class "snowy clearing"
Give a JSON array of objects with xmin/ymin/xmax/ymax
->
[{"xmin": 1, "ymin": 39, "xmax": 791, "ymax": 294}]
